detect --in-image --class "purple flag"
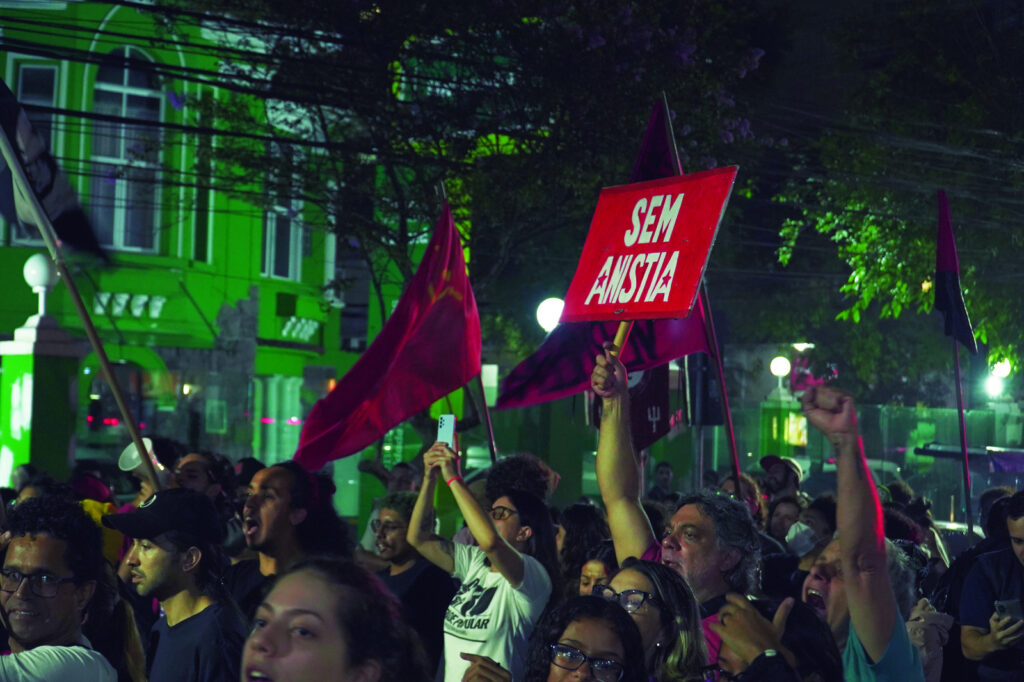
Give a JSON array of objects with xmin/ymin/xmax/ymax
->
[{"xmin": 935, "ymin": 190, "xmax": 976, "ymax": 353}]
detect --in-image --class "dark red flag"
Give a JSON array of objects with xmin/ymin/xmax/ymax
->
[
  {"xmin": 590, "ymin": 363, "xmax": 671, "ymax": 452},
  {"xmin": 496, "ymin": 305, "xmax": 709, "ymax": 410},
  {"xmin": 0, "ymin": 78, "xmax": 106, "ymax": 261},
  {"xmin": 496, "ymin": 98, "xmax": 712, "ymax": 410},
  {"xmin": 934, "ymin": 190, "xmax": 977, "ymax": 354},
  {"xmin": 295, "ymin": 202, "xmax": 481, "ymax": 469}
]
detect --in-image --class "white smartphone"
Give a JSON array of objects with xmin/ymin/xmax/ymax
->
[{"xmin": 437, "ymin": 414, "xmax": 456, "ymax": 449}]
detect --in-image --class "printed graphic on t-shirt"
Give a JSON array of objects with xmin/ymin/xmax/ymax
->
[{"xmin": 445, "ymin": 578, "xmax": 498, "ymax": 640}]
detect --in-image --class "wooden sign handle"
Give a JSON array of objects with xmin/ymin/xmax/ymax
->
[{"xmin": 610, "ymin": 321, "xmax": 634, "ymax": 358}]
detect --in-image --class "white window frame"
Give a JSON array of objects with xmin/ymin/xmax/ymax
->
[
  {"xmin": 261, "ymin": 141, "xmax": 304, "ymax": 281},
  {"xmin": 262, "ymin": 202, "xmax": 304, "ymax": 280},
  {"xmin": 89, "ymin": 47, "xmax": 163, "ymax": 253},
  {"xmin": 9, "ymin": 61, "xmax": 59, "ymax": 246}
]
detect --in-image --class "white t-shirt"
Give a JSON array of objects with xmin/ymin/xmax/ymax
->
[
  {"xmin": 442, "ymin": 543, "xmax": 551, "ymax": 682},
  {"xmin": 0, "ymin": 639, "xmax": 116, "ymax": 681}
]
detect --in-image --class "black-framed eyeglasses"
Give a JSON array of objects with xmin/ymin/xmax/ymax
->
[
  {"xmin": 489, "ymin": 505, "xmax": 518, "ymax": 521},
  {"xmin": 549, "ymin": 643, "xmax": 624, "ymax": 682},
  {"xmin": 0, "ymin": 568, "xmax": 77, "ymax": 598},
  {"xmin": 370, "ymin": 519, "xmax": 407, "ymax": 534},
  {"xmin": 592, "ymin": 584, "xmax": 662, "ymax": 613}
]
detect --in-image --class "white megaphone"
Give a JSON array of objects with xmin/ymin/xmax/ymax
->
[{"xmin": 118, "ymin": 438, "xmax": 171, "ymax": 486}]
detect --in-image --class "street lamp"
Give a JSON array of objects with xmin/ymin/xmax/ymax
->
[
  {"xmin": 536, "ymin": 297, "xmax": 564, "ymax": 333},
  {"xmin": 769, "ymin": 355, "xmax": 792, "ymax": 401}
]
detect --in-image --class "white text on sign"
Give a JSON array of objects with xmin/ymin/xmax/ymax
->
[{"xmin": 585, "ymin": 193, "xmax": 684, "ymax": 306}]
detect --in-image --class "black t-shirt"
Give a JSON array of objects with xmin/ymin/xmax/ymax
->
[
  {"xmin": 221, "ymin": 560, "xmax": 272, "ymax": 622},
  {"xmin": 960, "ymin": 548, "xmax": 1024, "ymax": 678},
  {"xmin": 147, "ymin": 601, "xmax": 248, "ymax": 682},
  {"xmin": 378, "ymin": 559, "xmax": 457, "ymax": 673}
]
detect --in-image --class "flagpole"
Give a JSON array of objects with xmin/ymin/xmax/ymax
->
[
  {"xmin": 953, "ymin": 339, "xmax": 974, "ymax": 535},
  {"xmin": 0, "ymin": 131, "xmax": 162, "ymax": 490},
  {"xmin": 698, "ymin": 281, "xmax": 741, "ymax": 485},
  {"xmin": 474, "ymin": 373, "xmax": 498, "ymax": 464}
]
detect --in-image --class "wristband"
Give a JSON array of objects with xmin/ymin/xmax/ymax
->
[{"xmin": 446, "ymin": 475, "xmax": 464, "ymax": 487}]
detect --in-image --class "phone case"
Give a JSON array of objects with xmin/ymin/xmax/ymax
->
[{"xmin": 437, "ymin": 414, "xmax": 456, "ymax": 448}]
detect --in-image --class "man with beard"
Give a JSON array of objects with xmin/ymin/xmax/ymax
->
[
  {"xmin": 759, "ymin": 455, "xmax": 805, "ymax": 504},
  {"xmin": 591, "ymin": 347, "xmax": 760, "ymax": 667},
  {"xmin": 103, "ymin": 488, "xmax": 246, "ymax": 682},
  {"xmin": 799, "ymin": 386, "xmax": 922, "ymax": 681},
  {"xmin": 224, "ymin": 461, "xmax": 352, "ymax": 618},
  {"xmin": 373, "ymin": 491, "xmax": 456, "ymax": 673}
]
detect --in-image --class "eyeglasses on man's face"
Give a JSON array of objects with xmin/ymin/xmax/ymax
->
[
  {"xmin": 370, "ymin": 519, "xmax": 407, "ymax": 535},
  {"xmin": 592, "ymin": 584, "xmax": 661, "ymax": 614},
  {"xmin": 489, "ymin": 505, "xmax": 518, "ymax": 521},
  {"xmin": 549, "ymin": 643, "xmax": 624, "ymax": 681},
  {"xmin": 0, "ymin": 567, "xmax": 77, "ymax": 598}
]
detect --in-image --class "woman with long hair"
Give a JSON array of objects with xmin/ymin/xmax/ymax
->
[
  {"xmin": 556, "ymin": 503, "xmax": 611, "ymax": 599},
  {"xmin": 409, "ymin": 443, "xmax": 556, "ymax": 682},
  {"xmin": 595, "ymin": 558, "xmax": 708, "ymax": 682},
  {"xmin": 242, "ymin": 557, "xmax": 431, "ymax": 682}
]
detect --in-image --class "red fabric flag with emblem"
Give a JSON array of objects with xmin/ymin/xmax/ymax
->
[{"xmin": 294, "ymin": 202, "xmax": 481, "ymax": 469}]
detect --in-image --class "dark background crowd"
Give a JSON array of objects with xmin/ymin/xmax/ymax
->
[{"xmin": 0, "ymin": 362, "xmax": 1022, "ymax": 682}]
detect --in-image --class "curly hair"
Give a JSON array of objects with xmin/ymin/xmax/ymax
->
[
  {"xmin": 6, "ymin": 495, "xmax": 103, "ymax": 584},
  {"xmin": 618, "ymin": 558, "xmax": 707, "ymax": 682},
  {"xmin": 6, "ymin": 496, "xmax": 147, "ymax": 681},
  {"xmin": 378, "ymin": 491, "xmax": 418, "ymax": 524},
  {"xmin": 271, "ymin": 461, "xmax": 354, "ymax": 559},
  {"xmin": 676, "ymin": 491, "xmax": 761, "ymax": 594},
  {"xmin": 522, "ymin": 595, "xmax": 647, "ymax": 682},
  {"xmin": 275, "ymin": 558, "xmax": 431, "ymax": 682},
  {"xmin": 485, "ymin": 453, "xmax": 550, "ymax": 502},
  {"xmin": 557, "ymin": 503, "xmax": 610, "ymax": 597}
]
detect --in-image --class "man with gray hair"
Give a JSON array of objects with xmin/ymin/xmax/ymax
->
[
  {"xmin": 591, "ymin": 347, "xmax": 760, "ymax": 666},
  {"xmin": 800, "ymin": 385, "xmax": 923, "ymax": 681}
]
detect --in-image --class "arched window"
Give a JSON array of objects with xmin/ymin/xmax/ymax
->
[{"xmin": 89, "ymin": 47, "xmax": 163, "ymax": 252}]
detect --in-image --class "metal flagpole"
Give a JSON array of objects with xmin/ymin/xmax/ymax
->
[
  {"xmin": 953, "ymin": 339, "xmax": 974, "ymax": 535},
  {"xmin": 699, "ymin": 281, "xmax": 741, "ymax": 486}
]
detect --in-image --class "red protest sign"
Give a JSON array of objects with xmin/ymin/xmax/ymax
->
[{"xmin": 561, "ymin": 166, "xmax": 737, "ymax": 323}]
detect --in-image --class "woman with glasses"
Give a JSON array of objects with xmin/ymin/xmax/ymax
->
[
  {"xmin": 409, "ymin": 442, "xmax": 558, "ymax": 682},
  {"xmin": 463, "ymin": 595, "xmax": 647, "ymax": 682},
  {"xmin": 596, "ymin": 558, "xmax": 708, "ymax": 682}
]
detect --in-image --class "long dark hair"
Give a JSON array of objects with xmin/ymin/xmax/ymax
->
[
  {"xmin": 523, "ymin": 595, "xmax": 646, "ymax": 682},
  {"xmin": 271, "ymin": 461, "xmax": 353, "ymax": 559},
  {"xmin": 273, "ymin": 558, "xmax": 431, "ymax": 682},
  {"xmin": 557, "ymin": 503, "xmax": 610, "ymax": 597},
  {"xmin": 504, "ymin": 489, "xmax": 561, "ymax": 598},
  {"xmin": 618, "ymin": 558, "xmax": 707, "ymax": 682}
]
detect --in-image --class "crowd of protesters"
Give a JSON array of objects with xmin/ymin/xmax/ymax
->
[{"xmin": 1, "ymin": 351, "xmax": 1023, "ymax": 682}]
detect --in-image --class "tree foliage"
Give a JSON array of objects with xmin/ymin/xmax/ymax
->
[
  {"xmin": 774, "ymin": 0, "xmax": 1024, "ymax": 381},
  {"xmin": 153, "ymin": 0, "xmax": 774, "ymax": 354}
]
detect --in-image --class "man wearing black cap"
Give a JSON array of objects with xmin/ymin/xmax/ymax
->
[{"xmin": 103, "ymin": 488, "xmax": 247, "ymax": 682}]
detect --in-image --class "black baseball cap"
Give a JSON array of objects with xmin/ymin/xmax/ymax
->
[{"xmin": 103, "ymin": 487, "xmax": 225, "ymax": 545}]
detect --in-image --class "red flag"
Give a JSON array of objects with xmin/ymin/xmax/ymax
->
[
  {"xmin": 496, "ymin": 97, "xmax": 712, "ymax": 410},
  {"xmin": 294, "ymin": 202, "xmax": 481, "ymax": 469},
  {"xmin": 935, "ymin": 190, "xmax": 977, "ymax": 354}
]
